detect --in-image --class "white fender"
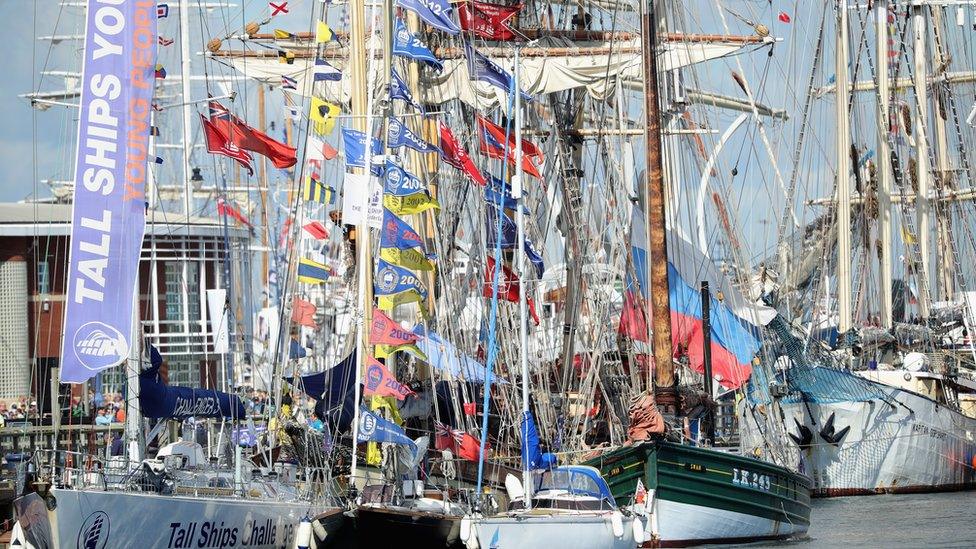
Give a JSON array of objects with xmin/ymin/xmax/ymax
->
[
  {"xmin": 611, "ymin": 511, "xmax": 624, "ymax": 538},
  {"xmin": 459, "ymin": 516, "xmax": 472, "ymax": 541},
  {"xmin": 632, "ymin": 516, "xmax": 646, "ymax": 544},
  {"xmin": 504, "ymin": 473, "xmax": 524, "ymax": 502},
  {"xmin": 293, "ymin": 517, "xmax": 312, "ymax": 549}
]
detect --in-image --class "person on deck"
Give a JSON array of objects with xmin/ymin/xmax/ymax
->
[{"xmin": 95, "ymin": 408, "xmax": 112, "ymax": 426}]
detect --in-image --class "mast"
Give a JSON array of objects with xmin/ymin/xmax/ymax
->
[
  {"xmin": 513, "ymin": 46, "xmax": 533, "ymax": 510},
  {"xmin": 930, "ymin": 7, "xmax": 955, "ymax": 302},
  {"xmin": 836, "ymin": 0, "xmax": 853, "ymax": 333},
  {"xmin": 641, "ymin": 2, "xmax": 675, "ymax": 395},
  {"xmin": 348, "ymin": 0, "xmax": 370, "ymax": 487},
  {"xmin": 876, "ymin": 1, "xmax": 894, "ymax": 328},
  {"xmin": 912, "ymin": 4, "xmax": 932, "ymax": 318},
  {"xmin": 179, "ymin": 0, "xmax": 193, "ymax": 217}
]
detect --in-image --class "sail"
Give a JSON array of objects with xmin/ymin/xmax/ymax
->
[
  {"xmin": 139, "ymin": 346, "xmax": 245, "ymax": 419},
  {"xmin": 225, "ymin": 37, "xmax": 753, "ymax": 109},
  {"xmin": 60, "ymin": 1, "xmax": 156, "ymax": 383}
]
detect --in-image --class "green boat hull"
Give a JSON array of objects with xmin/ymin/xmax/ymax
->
[{"xmin": 585, "ymin": 441, "xmax": 811, "ymax": 547}]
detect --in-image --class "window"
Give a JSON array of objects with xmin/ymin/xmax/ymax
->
[{"xmin": 37, "ymin": 260, "xmax": 50, "ymax": 295}]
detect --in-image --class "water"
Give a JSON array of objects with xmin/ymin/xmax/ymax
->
[{"xmin": 755, "ymin": 492, "xmax": 976, "ymax": 548}]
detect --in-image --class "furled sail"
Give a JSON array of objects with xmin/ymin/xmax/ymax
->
[{"xmin": 221, "ymin": 37, "xmax": 756, "ymax": 109}]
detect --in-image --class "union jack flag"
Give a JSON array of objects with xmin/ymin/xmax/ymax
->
[{"xmin": 435, "ymin": 421, "xmax": 464, "ymax": 445}]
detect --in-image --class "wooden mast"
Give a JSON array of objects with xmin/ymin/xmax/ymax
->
[{"xmin": 641, "ymin": 3, "xmax": 675, "ymax": 397}]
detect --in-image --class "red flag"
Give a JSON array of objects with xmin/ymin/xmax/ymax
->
[
  {"xmin": 363, "ymin": 356, "xmax": 416, "ymax": 400},
  {"xmin": 439, "ymin": 122, "xmax": 487, "ymax": 186},
  {"xmin": 778, "ymin": 12, "xmax": 791, "ymax": 24},
  {"xmin": 369, "ymin": 308, "xmax": 419, "ymax": 346},
  {"xmin": 618, "ymin": 290, "xmax": 648, "ymax": 341},
  {"xmin": 209, "ymin": 100, "xmax": 297, "ymax": 169},
  {"xmin": 458, "ymin": 1, "xmax": 522, "ymax": 40},
  {"xmin": 434, "ymin": 421, "xmax": 487, "ymax": 461},
  {"xmin": 216, "ymin": 198, "xmax": 252, "ymax": 227},
  {"xmin": 484, "ymin": 256, "xmax": 539, "ymax": 325},
  {"xmin": 476, "ymin": 115, "xmax": 544, "ymax": 178},
  {"xmin": 322, "ymin": 142, "xmax": 339, "ymax": 160},
  {"xmin": 291, "ymin": 297, "xmax": 317, "ymax": 327},
  {"xmin": 201, "ymin": 114, "xmax": 255, "ymax": 175},
  {"xmin": 303, "ymin": 221, "xmax": 329, "ymax": 240},
  {"xmin": 280, "ymin": 216, "xmax": 294, "ymax": 247}
]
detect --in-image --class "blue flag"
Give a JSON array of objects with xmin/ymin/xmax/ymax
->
[
  {"xmin": 385, "ymin": 160, "xmax": 427, "ymax": 196},
  {"xmin": 313, "ymin": 57, "xmax": 342, "ymax": 81},
  {"xmin": 391, "ymin": 68, "xmax": 424, "ymax": 113},
  {"xmin": 393, "ymin": 19, "xmax": 444, "ymax": 72},
  {"xmin": 484, "ymin": 173, "xmax": 527, "ymax": 213},
  {"xmin": 342, "ymin": 127, "xmax": 384, "ymax": 174},
  {"xmin": 395, "ymin": 0, "xmax": 460, "ymax": 35},
  {"xmin": 486, "ymin": 206, "xmax": 545, "ymax": 277},
  {"xmin": 464, "ymin": 42, "xmax": 531, "ymax": 101},
  {"xmin": 387, "ymin": 116, "xmax": 437, "ymax": 153},
  {"xmin": 381, "ymin": 209, "xmax": 426, "ymax": 251},
  {"xmin": 375, "ymin": 259, "xmax": 428, "ymax": 299},
  {"xmin": 357, "ymin": 407, "xmax": 417, "ymax": 450}
]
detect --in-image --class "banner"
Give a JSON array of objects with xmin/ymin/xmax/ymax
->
[
  {"xmin": 357, "ymin": 407, "xmax": 417, "ymax": 450},
  {"xmin": 206, "ymin": 289, "xmax": 230, "ymax": 353},
  {"xmin": 61, "ymin": 0, "xmax": 157, "ymax": 383}
]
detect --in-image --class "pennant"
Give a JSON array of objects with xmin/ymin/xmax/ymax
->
[
  {"xmin": 381, "ymin": 209, "xmax": 426, "ymax": 251},
  {"xmin": 201, "ymin": 115, "xmax": 255, "ymax": 175},
  {"xmin": 303, "ymin": 221, "xmax": 329, "ymax": 240},
  {"xmin": 484, "ymin": 256, "xmax": 539, "ymax": 324},
  {"xmin": 298, "ymin": 257, "xmax": 332, "ymax": 284},
  {"xmin": 281, "ymin": 75, "xmax": 298, "ymax": 90},
  {"xmin": 370, "ymin": 308, "xmax": 420, "ymax": 346},
  {"xmin": 463, "ymin": 42, "xmax": 530, "ymax": 100},
  {"xmin": 269, "ymin": 1, "xmax": 289, "ymax": 16},
  {"xmin": 341, "ymin": 127, "xmax": 383, "ymax": 171},
  {"xmin": 439, "ymin": 122, "xmax": 486, "ymax": 186},
  {"xmin": 273, "ymin": 29, "xmax": 295, "ymax": 40},
  {"xmin": 486, "ymin": 206, "xmax": 545, "ymax": 277},
  {"xmin": 289, "ymin": 338, "xmax": 307, "ymax": 359},
  {"xmin": 154, "ymin": 64, "xmax": 167, "ymax": 79},
  {"xmin": 216, "ymin": 198, "xmax": 252, "ymax": 227},
  {"xmin": 383, "ymin": 193, "xmax": 440, "ymax": 215},
  {"xmin": 390, "ymin": 68, "xmax": 424, "ymax": 113},
  {"xmin": 387, "ymin": 116, "xmax": 437, "ymax": 153},
  {"xmin": 158, "ymin": 36, "xmax": 174, "ymax": 47},
  {"xmin": 395, "ymin": 0, "xmax": 461, "ymax": 35},
  {"xmin": 376, "ymin": 343, "xmax": 428, "ymax": 361},
  {"xmin": 458, "ymin": 1, "xmax": 521, "ymax": 40},
  {"xmin": 316, "ymin": 20, "xmax": 336, "ymax": 44},
  {"xmin": 380, "ymin": 247, "xmax": 435, "ymax": 271},
  {"xmin": 291, "ymin": 297, "xmax": 317, "ymax": 327},
  {"xmin": 303, "ymin": 176, "xmax": 334, "ymax": 204},
  {"xmin": 484, "ymin": 177, "xmax": 527, "ymax": 213},
  {"xmin": 209, "ymin": 101, "xmax": 297, "ymax": 168},
  {"xmin": 357, "ymin": 407, "xmax": 416, "ymax": 449},
  {"xmin": 477, "ymin": 115, "xmax": 544, "ymax": 177},
  {"xmin": 392, "ymin": 19, "xmax": 444, "ymax": 72},
  {"xmin": 306, "ymin": 135, "xmax": 339, "ymax": 164},
  {"xmin": 374, "ymin": 259, "xmax": 429, "ymax": 300},
  {"xmin": 377, "ymin": 289, "xmax": 426, "ymax": 311},
  {"xmin": 314, "ymin": 58, "xmax": 342, "ymax": 81},
  {"xmin": 363, "ymin": 356, "xmax": 416, "ymax": 400},
  {"xmin": 310, "ymin": 97, "xmax": 341, "ymax": 135},
  {"xmin": 384, "ymin": 160, "xmax": 427, "ymax": 196}
]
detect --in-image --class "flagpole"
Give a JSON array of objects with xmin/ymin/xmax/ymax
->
[{"xmin": 512, "ymin": 45, "xmax": 532, "ymax": 511}]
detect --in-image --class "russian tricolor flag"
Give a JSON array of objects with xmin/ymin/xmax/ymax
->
[{"xmin": 620, "ymin": 209, "xmax": 774, "ymax": 389}]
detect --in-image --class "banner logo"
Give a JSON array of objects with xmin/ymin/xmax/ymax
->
[
  {"xmin": 78, "ymin": 511, "xmax": 110, "ymax": 549},
  {"xmin": 377, "ymin": 267, "xmax": 398, "ymax": 293},
  {"xmin": 366, "ymin": 364, "xmax": 384, "ymax": 391},
  {"xmin": 360, "ymin": 413, "xmax": 377, "ymax": 438},
  {"xmin": 73, "ymin": 322, "xmax": 128, "ymax": 371}
]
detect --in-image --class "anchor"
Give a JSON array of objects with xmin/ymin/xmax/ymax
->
[
  {"xmin": 818, "ymin": 412, "xmax": 850, "ymax": 446},
  {"xmin": 788, "ymin": 418, "xmax": 814, "ymax": 450}
]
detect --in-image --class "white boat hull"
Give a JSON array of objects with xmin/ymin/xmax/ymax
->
[
  {"xmin": 650, "ymin": 498, "xmax": 807, "ymax": 546},
  {"xmin": 468, "ymin": 513, "xmax": 636, "ymax": 549},
  {"xmin": 740, "ymin": 378, "xmax": 976, "ymax": 496},
  {"xmin": 14, "ymin": 488, "xmax": 330, "ymax": 549}
]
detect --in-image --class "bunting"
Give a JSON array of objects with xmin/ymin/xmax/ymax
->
[
  {"xmin": 316, "ymin": 21, "xmax": 336, "ymax": 43},
  {"xmin": 458, "ymin": 1, "xmax": 521, "ymax": 40},
  {"xmin": 370, "ymin": 307, "xmax": 420, "ymax": 346},
  {"xmin": 392, "ymin": 19, "xmax": 444, "ymax": 72},
  {"xmin": 375, "ymin": 259, "xmax": 429, "ymax": 308},
  {"xmin": 303, "ymin": 221, "xmax": 329, "ymax": 240},
  {"xmin": 395, "ymin": 0, "xmax": 461, "ymax": 35},
  {"xmin": 387, "ymin": 116, "xmax": 437, "ymax": 153},
  {"xmin": 439, "ymin": 122, "xmax": 486, "ymax": 186}
]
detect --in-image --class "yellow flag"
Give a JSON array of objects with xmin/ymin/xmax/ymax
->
[
  {"xmin": 316, "ymin": 21, "xmax": 335, "ymax": 44},
  {"xmin": 376, "ymin": 343, "xmax": 428, "ymax": 362},
  {"xmin": 377, "ymin": 289, "xmax": 425, "ymax": 311},
  {"xmin": 273, "ymin": 29, "xmax": 294, "ymax": 40},
  {"xmin": 310, "ymin": 97, "xmax": 340, "ymax": 135},
  {"xmin": 383, "ymin": 193, "xmax": 440, "ymax": 215},
  {"xmin": 900, "ymin": 226, "xmax": 917, "ymax": 244},
  {"xmin": 380, "ymin": 247, "xmax": 435, "ymax": 271},
  {"xmin": 371, "ymin": 395, "xmax": 404, "ymax": 425}
]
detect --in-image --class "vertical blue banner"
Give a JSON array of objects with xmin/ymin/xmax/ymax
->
[{"xmin": 60, "ymin": 0, "xmax": 157, "ymax": 383}]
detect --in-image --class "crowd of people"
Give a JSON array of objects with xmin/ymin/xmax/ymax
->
[{"xmin": 0, "ymin": 398, "xmax": 40, "ymax": 423}]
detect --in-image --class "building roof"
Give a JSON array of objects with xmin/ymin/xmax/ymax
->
[{"xmin": 0, "ymin": 203, "xmax": 250, "ymax": 239}]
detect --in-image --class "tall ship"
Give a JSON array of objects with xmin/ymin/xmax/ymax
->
[{"xmin": 738, "ymin": 1, "xmax": 976, "ymax": 497}]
